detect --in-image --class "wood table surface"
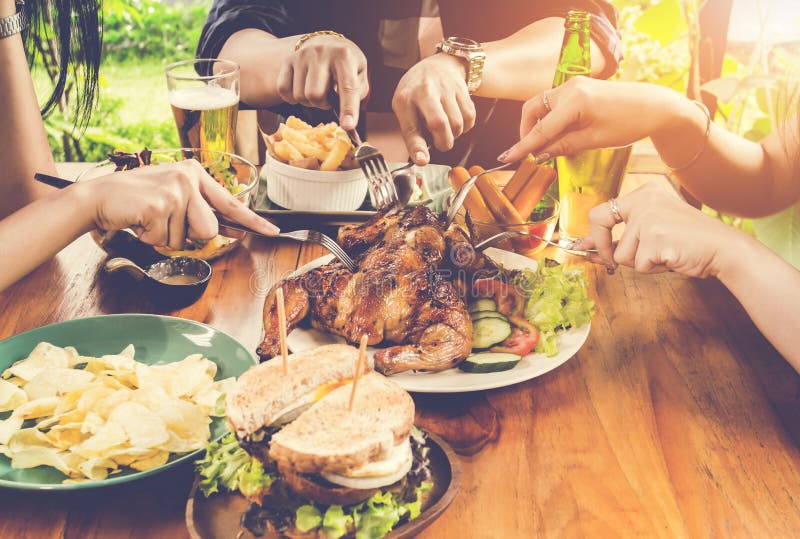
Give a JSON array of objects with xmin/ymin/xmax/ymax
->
[{"xmin": 1, "ymin": 154, "xmax": 799, "ymax": 539}]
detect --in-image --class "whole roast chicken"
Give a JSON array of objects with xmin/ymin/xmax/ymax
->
[{"xmin": 257, "ymin": 206, "xmax": 495, "ymax": 374}]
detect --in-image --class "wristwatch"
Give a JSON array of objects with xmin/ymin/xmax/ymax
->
[
  {"xmin": 435, "ymin": 37, "xmax": 486, "ymax": 94},
  {"xmin": 0, "ymin": 1, "xmax": 26, "ymax": 39}
]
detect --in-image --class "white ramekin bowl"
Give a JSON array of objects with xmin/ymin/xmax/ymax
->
[{"xmin": 263, "ymin": 152, "xmax": 368, "ymax": 211}]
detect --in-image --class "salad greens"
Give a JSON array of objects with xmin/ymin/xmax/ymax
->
[
  {"xmin": 107, "ymin": 148, "xmax": 245, "ymax": 195},
  {"xmin": 295, "ymin": 482, "xmax": 433, "ymax": 539},
  {"xmin": 511, "ymin": 261, "xmax": 595, "ymax": 356},
  {"xmin": 195, "ymin": 432, "xmax": 274, "ymax": 499},
  {"xmin": 195, "ymin": 427, "xmax": 434, "ymax": 538}
]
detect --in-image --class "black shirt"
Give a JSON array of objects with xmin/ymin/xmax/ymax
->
[{"xmin": 197, "ymin": 0, "xmax": 622, "ymax": 166}]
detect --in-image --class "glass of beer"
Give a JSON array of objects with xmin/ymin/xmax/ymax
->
[
  {"xmin": 555, "ymin": 145, "xmax": 633, "ymax": 242},
  {"xmin": 165, "ymin": 59, "xmax": 240, "ymax": 154}
]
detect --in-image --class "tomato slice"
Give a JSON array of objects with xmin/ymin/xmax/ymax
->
[
  {"xmin": 472, "ymin": 278, "xmax": 525, "ymax": 317},
  {"xmin": 490, "ymin": 326, "xmax": 539, "ymax": 356}
]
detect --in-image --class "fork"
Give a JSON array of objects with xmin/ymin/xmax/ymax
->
[
  {"xmin": 474, "ymin": 229, "xmax": 598, "ymax": 257},
  {"xmin": 215, "ymin": 217, "xmax": 358, "ymax": 272},
  {"xmin": 445, "ymin": 162, "xmax": 515, "ymax": 227},
  {"xmin": 329, "ymin": 101, "xmax": 398, "ymax": 210}
]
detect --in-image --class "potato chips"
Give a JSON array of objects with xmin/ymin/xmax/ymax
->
[
  {"xmin": 265, "ymin": 116, "xmax": 357, "ymax": 171},
  {"xmin": 0, "ymin": 342, "xmax": 234, "ymax": 482}
]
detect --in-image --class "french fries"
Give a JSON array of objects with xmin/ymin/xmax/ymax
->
[{"xmin": 266, "ymin": 116, "xmax": 357, "ymax": 171}]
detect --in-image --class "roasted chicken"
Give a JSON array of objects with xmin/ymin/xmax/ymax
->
[{"xmin": 258, "ymin": 206, "xmax": 495, "ymax": 374}]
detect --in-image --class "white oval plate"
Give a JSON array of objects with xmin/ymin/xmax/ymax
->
[{"xmin": 286, "ymin": 248, "xmax": 590, "ymax": 393}]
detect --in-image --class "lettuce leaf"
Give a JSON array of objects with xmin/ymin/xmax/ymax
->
[
  {"xmin": 323, "ymin": 505, "xmax": 353, "ymax": 538},
  {"xmin": 195, "ymin": 432, "xmax": 274, "ymax": 498},
  {"xmin": 295, "ymin": 505, "xmax": 323, "ymax": 532},
  {"xmin": 512, "ymin": 263, "xmax": 594, "ymax": 356}
]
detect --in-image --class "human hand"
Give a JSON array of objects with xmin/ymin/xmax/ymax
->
[
  {"xmin": 276, "ymin": 35, "xmax": 369, "ymax": 130},
  {"xmin": 573, "ymin": 184, "xmax": 741, "ymax": 278},
  {"xmin": 90, "ymin": 160, "xmax": 279, "ymax": 249},
  {"xmin": 392, "ymin": 54, "xmax": 477, "ymax": 165},
  {"xmin": 498, "ymin": 77, "xmax": 685, "ymax": 164}
]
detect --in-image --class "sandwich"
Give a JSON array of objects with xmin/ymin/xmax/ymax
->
[{"xmin": 214, "ymin": 344, "xmax": 433, "ymax": 537}]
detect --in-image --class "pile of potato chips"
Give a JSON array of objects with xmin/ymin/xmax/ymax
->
[
  {"xmin": 0, "ymin": 342, "xmax": 234, "ymax": 482},
  {"xmin": 266, "ymin": 116, "xmax": 357, "ymax": 171}
]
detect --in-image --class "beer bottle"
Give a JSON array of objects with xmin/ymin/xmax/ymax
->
[
  {"xmin": 545, "ymin": 11, "xmax": 592, "ymax": 202},
  {"xmin": 553, "ymin": 11, "xmax": 592, "ymax": 88}
]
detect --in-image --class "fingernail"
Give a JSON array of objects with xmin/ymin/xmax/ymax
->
[
  {"xmin": 341, "ymin": 114, "xmax": 355, "ymax": 129},
  {"xmin": 497, "ymin": 151, "xmax": 510, "ymax": 163},
  {"xmin": 535, "ymin": 153, "xmax": 551, "ymax": 165},
  {"xmin": 414, "ymin": 151, "xmax": 428, "ymax": 164}
]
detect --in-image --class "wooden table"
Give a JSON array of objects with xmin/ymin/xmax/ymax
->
[{"xmin": 1, "ymin": 153, "xmax": 799, "ymax": 538}]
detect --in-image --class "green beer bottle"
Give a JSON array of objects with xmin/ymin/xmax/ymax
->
[
  {"xmin": 553, "ymin": 11, "xmax": 592, "ymax": 88},
  {"xmin": 552, "ymin": 11, "xmax": 632, "ymax": 242},
  {"xmin": 545, "ymin": 11, "xmax": 592, "ymax": 203}
]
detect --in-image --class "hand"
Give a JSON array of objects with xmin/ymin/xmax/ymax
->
[
  {"xmin": 392, "ymin": 54, "xmax": 477, "ymax": 165},
  {"xmin": 276, "ymin": 35, "xmax": 369, "ymax": 130},
  {"xmin": 574, "ymin": 184, "xmax": 741, "ymax": 278},
  {"xmin": 498, "ymin": 77, "xmax": 686, "ymax": 163},
  {"xmin": 90, "ymin": 160, "xmax": 279, "ymax": 249}
]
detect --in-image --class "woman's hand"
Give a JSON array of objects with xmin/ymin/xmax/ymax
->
[
  {"xmin": 574, "ymin": 184, "xmax": 741, "ymax": 278},
  {"xmin": 498, "ymin": 77, "xmax": 690, "ymax": 163},
  {"xmin": 392, "ymin": 54, "xmax": 477, "ymax": 165},
  {"xmin": 90, "ymin": 160, "xmax": 279, "ymax": 249},
  {"xmin": 276, "ymin": 35, "xmax": 369, "ymax": 130}
]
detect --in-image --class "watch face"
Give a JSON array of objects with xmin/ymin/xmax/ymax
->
[{"xmin": 446, "ymin": 37, "xmax": 480, "ymax": 51}]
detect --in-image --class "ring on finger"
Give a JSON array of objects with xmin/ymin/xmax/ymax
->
[
  {"xmin": 541, "ymin": 91, "xmax": 552, "ymax": 113},
  {"xmin": 608, "ymin": 198, "xmax": 623, "ymax": 224}
]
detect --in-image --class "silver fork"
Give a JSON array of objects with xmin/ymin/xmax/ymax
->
[
  {"xmin": 329, "ymin": 101, "xmax": 398, "ymax": 210},
  {"xmin": 445, "ymin": 162, "xmax": 515, "ymax": 227},
  {"xmin": 277, "ymin": 230, "xmax": 358, "ymax": 272},
  {"xmin": 215, "ymin": 217, "xmax": 357, "ymax": 272},
  {"xmin": 474, "ymin": 230, "xmax": 598, "ymax": 257}
]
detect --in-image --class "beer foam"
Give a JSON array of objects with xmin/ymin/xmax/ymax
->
[{"xmin": 169, "ymin": 86, "xmax": 238, "ymax": 110}]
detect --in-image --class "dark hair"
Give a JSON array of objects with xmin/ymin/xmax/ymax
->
[{"xmin": 22, "ymin": 0, "xmax": 103, "ymax": 128}]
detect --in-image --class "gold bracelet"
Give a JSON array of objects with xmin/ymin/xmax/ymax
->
[
  {"xmin": 294, "ymin": 30, "xmax": 345, "ymax": 52},
  {"xmin": 669, "ymin": 100, "xmax": 712, "ymax": 172}
]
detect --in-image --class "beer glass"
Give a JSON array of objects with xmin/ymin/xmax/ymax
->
[
  {"xmin": 556, "ymin": 145, "xmax": 633, "ymax": 242},
  {"xmin": 165, "ymin": 59, "xmax": 240, "ymax": 154}
]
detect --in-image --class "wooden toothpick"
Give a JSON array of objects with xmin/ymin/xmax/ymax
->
[
  {"xmin": 276, "ymin": 287, "xmax": 288, "ymax": 375},
  {"xmin": 348, "ymin": 335, "xmax": 369, "ymax": 411}
]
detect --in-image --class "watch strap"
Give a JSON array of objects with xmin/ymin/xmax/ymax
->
[
  {"xmin": 436, "ymin": 39, "xmax": 486, "ymax": 94},
  {"xmin": 0, "ymin": 4, "xmax": 26, "ymax": 39}
]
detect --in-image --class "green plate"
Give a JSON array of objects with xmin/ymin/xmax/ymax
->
[{"xmin": 0, "ymin": 314, "xmax": 256, "ymax": 490}]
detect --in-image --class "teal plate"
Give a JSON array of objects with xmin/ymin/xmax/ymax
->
[{"xmin": 0, "ymin": 314, "xmax": 256, "ymax": 490}]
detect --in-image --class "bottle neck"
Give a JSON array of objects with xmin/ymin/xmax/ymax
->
[{"xmin": 552, "ymin": 15, "xmax": 591, "ymax": 88}]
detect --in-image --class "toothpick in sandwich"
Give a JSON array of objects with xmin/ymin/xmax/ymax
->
[
  {"xmin": 276, "ymin": 287, "xmax": 289, "ymax": 375},
  {"xmin": 349, "ymin": 334, "xmax": 369, "ymax": 411}
]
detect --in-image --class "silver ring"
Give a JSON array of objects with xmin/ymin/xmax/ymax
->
[
  {"xmin": 608, "ymin": 198, "xmax": 623, "ymax": 224},
  {"xmin": 541, "ymin": 91, "xmax": 552, "ymax": 113}
]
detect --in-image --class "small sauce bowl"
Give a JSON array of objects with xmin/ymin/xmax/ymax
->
[{"xmin": 104, "ymin": 256, "xmax": 212, "ymax": 308}]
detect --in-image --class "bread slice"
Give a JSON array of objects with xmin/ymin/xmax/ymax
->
[
  {"xmin": 269, "ymin": 372, "xmax": 414, "ymax": 475},
  {"xmin": 226, "ymin": 344, "xmax": 365, "ymax": 439}
]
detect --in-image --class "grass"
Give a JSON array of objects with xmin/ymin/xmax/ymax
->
[{"xmin": 99, "ymin": 58, "xmax": 176, "ymax": 128}]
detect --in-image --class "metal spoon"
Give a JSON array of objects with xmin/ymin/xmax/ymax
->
[{"xmin": 392, "ymin": 172, "xmax": 417, "ymax": 209}]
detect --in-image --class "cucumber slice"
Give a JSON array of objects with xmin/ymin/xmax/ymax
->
[
  {"xmin": 469, "ymin": 298, "xmax": 497, "ymax": 313},
  {"xmin": 472, "ymin": 317, "xmax": 512, "ymax": 349},
  {"xmin": 459, "ymin": 352, "xmax": 522, "ymax": 373},
  {"xmin": 470, "ymin": 310, "xmax": 509, "ymax": 323}
]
